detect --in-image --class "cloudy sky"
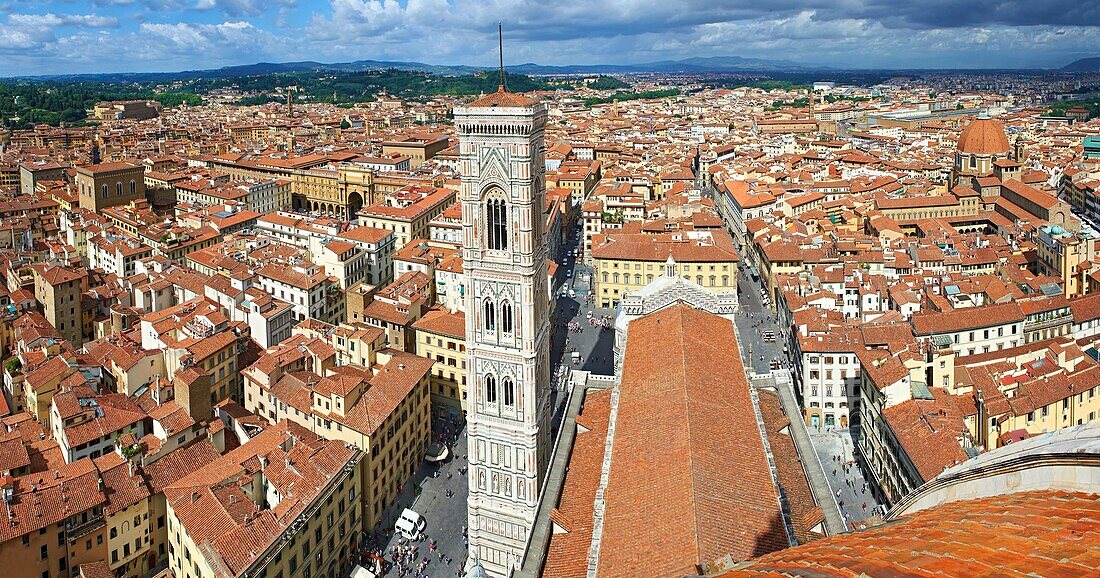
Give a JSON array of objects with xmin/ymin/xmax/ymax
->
[{"xmin": 2, "ymin": 0, "xmax": 1100, "ymax": 76}]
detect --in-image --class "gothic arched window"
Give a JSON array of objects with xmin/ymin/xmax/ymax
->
[
  {"xmin": 485, "ymin": 374, "xmax": 498, "ymax": 404},
  {"xmin": 503, "ymin": 377, "xmax": 515, "ymax": 407},
  {"xmin": 500, "ymin": 300, "xmax": 513, "ymax": 334},
  {"xmin": 483, "ymin": 299, "xmax": 496, "ymax": 332},
  {"xmin": 485, "ymin": 194, "xmax": 509, "ymax": 251}
]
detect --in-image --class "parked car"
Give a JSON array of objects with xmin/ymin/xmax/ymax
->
[{"xmin": 395, "ymin": 508, "xmax": 426, "ymax": 540}]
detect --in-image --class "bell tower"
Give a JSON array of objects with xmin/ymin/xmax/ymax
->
[{"xmin": 456, "ymin": 29, "xmax": 551, "ymax": 577}]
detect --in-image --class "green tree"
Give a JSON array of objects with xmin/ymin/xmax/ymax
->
[{"xmin": 586, "ymin": 76, "xmax": 630, "ymax": 90}]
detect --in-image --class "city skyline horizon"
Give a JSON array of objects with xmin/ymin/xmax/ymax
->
[
  {"xmin": 3, "ymin": 1, "xmax": 1100, "ymax": 76},
  {"xmin": 7, "ymin": 52, "xmax": 1100, "ymax": 81}
]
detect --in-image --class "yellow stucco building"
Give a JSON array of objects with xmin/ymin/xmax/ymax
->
[{"xmin": 591, "ymin": 230, "xmax": 740, "ymax": 308}]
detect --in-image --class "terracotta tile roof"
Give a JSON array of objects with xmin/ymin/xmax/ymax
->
[
  {"xmin": 363, "ymin": 297, "xmax": 418, "ymax": 326},
  {"xmin": 956, "ymin": 117, "xmax": 1011, "ymax": 155},
  {"xmin": 1070, "ymin": 291, "xmax": 1100, "ymax": 324},
  {"xmin": 856, "ymin": 348, "xmax": 911, "ymax": 390},
  {"xmin": 76, "ymin": 161, "xmax": 140, "ymax": 175},
  {"xmin": 148, "ymin": 401, "xmax": 196, "ymax": 436},
  {"xmin": 1002, "ymin": 179, "xmax": 1060, "ymax": 210},
  {"xmin": 911, "ymin": 301, "xmax": 1024, "ymax": 335},
  {"xmin": 411, "ymin": 307, "xmax": 465, "ymax": 339},
  {"xmin": 591, "ymin": 230, "xmax": 740, "ymax": 263},
  {"xmin": 338, "ymin": 350, "xmax": 433, "ymax": 435},
  {"xmin": 359, "ymin": 186, "xmax": 455, "ymax": 221},
  {"xmin": 78, "ymin": 561, "xmax": 115, "ymax": 578},
  {"xmin": 142, "ymin": 437, "xmax": 221, "ymax": 493},
  {"xmin": 544, "ymin": 389, "xmax": 612, "ymax": 578},
  {"xmin": 467, "ymin": 87, "xmax": 538, "ymax": 108},
  {"xmin": 179, "ymin": 328, "xmax": 236, "ymax": 362},
  {"xmin": 257, "ymin": 262, "xmax": 326, "ymax": 289},
  {"xmin": 598, "ymin": 305, "xmax": 788, "ymax": 577},
  {"xmin": 254, "ymin": 349, "xmax": 431, "ymax": 437},
  {"xmin": 881, "ymin": 389, "xmax": 973, "ymax": 482},
  {"xmin": 29, "ymin": 262, "xmax": 87, "ymax": 285},
  {"xmin": 0, "ymin": 430, "xmax": 31, "ymax": 474},
  {"xmin": 56, "ymin": 392, "xmax": 148, "ymax": 448},
  {"xmin": 163, "ymin": 421, "xmax": 359, "ymax": 576},
  {"xmin": 333, "ymin": 224, "xmax": 392, "ymax": 247},
  {"xmin": 718, "ymin": 491, "xmax": 1100, "ymax": 578},
  {"xmin": 92, "ymin": 451, "xmax": 151, "ymax": 515},
  {"xmin": 0, "ymin": 457, "xmax": 106, "ymax": 541},
  {"xmin": 27, "ymin": 438, "xmax": 66, "ymax": 473}
]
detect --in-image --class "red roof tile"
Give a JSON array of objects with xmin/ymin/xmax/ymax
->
[
  {"xmin": 598, "ymin": 305, "xmax": 788, "ymax": 577},
  {"xmin": 467, "ymin": 87, "xmax": 538, "ymax": 108},
  {"xmin": 718, "ymin": 491, "xmax": 1100, "ymax": 578}
]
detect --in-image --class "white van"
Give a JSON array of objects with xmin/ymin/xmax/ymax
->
[{"xmin": 395, "ymin": 508, "xmax": 426, "ymax": 540}]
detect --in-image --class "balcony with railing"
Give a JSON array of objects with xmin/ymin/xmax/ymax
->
[
  {"xmin": 183, "ymin": 318, "xmax": 215, "ymax": 339},
  {"xmin": 64, "ymin": 508, "xmax": 105, "ymax": 539},
  {"xmin": 1023, "ymin": 311, "xmax": 1072, "ymax": 332}
]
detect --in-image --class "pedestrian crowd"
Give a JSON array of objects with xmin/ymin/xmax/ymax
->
[
  {"xmin": 828, "ymin": 453, "xmax": 875, "ymax": 524},
  {"xmin": 359, "ymin": 414, "xmax": 472, "ymax": 577},
  {"xmin": 588, "ymin": 314, "xmax": 612, "ymax": 329}
]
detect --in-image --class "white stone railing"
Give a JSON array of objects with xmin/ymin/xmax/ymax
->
[{"xmin": 586, "ymin": 385, "xmax": 620, "ymax": 578}]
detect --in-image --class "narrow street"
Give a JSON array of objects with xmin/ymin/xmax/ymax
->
[
  {"xmin": 367, "ymin": 419, "xmax": 470, "ymax": 578},
  {"xmin": 551, "ymin": 228, "xmax": 617, "ymax": 378},
  {"xmin": 733, "ymin": 259, "xmax": 785, "ymax": 374},
  {"xmin": 811, "ymin": 429, "xmax": 884, "ymax": 528}
]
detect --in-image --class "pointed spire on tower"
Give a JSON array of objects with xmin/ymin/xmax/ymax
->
[
  {"xmin": 467, "ymin": 24, "xmax": 535, "ymax": 107},
  {"xmin": 498, "ymin": 22, "xmax": 507, "ymax": 92}
]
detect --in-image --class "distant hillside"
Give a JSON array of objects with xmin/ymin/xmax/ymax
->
[
  {"xmin": 1062, "ymin": 57, "xmax": 1100, "ymax": 73},
  {"xmin": 21, "ymin": 55, "xmax": 831, "ymax": 83},
  {"xmin": 0, "ymin": 69, "xmax": 555, "ymax": 129},
  {"xmin": 511, "ymin": 55, "xmax": 830, "ymax": 75}
]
